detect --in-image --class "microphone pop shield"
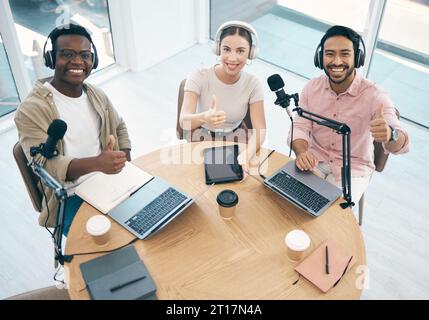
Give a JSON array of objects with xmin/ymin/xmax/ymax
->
[
  {"xmin": 42, "ymin": 119, "xmax": 67, "ymax": 159},
  {"xmin": 47, "ymin": 119, "xmax": 67, "ymax": 140},
  {"xmin": 267, "ymin": 74, "xmax": 285, "ymax": 92}
]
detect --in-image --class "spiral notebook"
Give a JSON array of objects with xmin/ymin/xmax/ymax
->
[{"xmin": 294, "ymin": 239, "xmax": 356, "ymax": 293}]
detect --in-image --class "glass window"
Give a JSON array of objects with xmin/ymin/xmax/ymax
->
[
  {"xmin": 8, "ymin": 0, "xmax": 114, "ymax": 84},
  {"xmin": 368, "ymin": 0, "xmax": 429, "ymax": 127},
  {"xmin": 210, "ymin": 0, "xmax": 371, "ymax": 79},
  {"xmin": 0, "ymin": 33, "xmax": 20, "ymax": 117}
]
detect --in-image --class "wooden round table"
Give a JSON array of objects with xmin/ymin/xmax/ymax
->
[{"xmin": 65, "ymin": 141, "xmax": 366, "ymax": 299}]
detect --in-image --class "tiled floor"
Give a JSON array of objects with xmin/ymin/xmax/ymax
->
[{"xmin": 0, "ymin": 43, "xmax": 428, "ymax": 299}]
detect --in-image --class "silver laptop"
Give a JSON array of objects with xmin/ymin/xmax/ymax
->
[
  {"xmin": 108, "ymin": 176, "xmax": 193, "ymax": 239},
  {"xmin": 264, "ymin": 160, "xmax": 342, "ymax": 216}
]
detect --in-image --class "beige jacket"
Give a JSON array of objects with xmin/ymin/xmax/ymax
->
[{"xmin": 14, "ymin": 78, "xmax": 132, "ymax": 228}]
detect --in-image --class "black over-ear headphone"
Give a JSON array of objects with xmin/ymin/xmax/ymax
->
[
  {"xmin": 43, "ymin": 27, "xmax": 99, "ymax": 70},
  {"xmin": 314, "ymin": 28, "xmax": 366, "ymax": 69}
]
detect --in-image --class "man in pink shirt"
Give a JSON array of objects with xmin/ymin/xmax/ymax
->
[{"xmin": 290, "ymin": 25, "xmax": 410, "ymax": 203}]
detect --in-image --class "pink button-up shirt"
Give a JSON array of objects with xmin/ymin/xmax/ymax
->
[{"xmin": 289, "ymin": 73, "xmax": 410, "ymax": 181}]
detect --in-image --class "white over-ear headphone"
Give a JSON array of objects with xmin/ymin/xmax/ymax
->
[{"xmin": 212, "ymin": 20, "xmax": 259, "ymax": 60}]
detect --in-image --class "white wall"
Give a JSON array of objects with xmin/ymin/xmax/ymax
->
[{"xmin": 111, "ymin": 0, "xmax": 203, "ymax": 72}]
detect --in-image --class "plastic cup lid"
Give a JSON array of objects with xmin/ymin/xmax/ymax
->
[
  {"xmin": 216, "ymin": 189, "xmax": 239, "ymax": 207},
  {"xmin": 285, "ymin": 229, "xmax": 311, "ymax": 251},
  {"xmin": 86, "ymin": 215, "xmax": 111, "ymax": 236}
]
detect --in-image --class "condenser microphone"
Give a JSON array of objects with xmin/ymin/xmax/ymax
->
[
  {"xmin": 267, "ymin": 74, "xmax": 293, "ymax": 119},
  {"xmin": 40, "ymin": 119, "xmax": 67, "ymax": 159}
]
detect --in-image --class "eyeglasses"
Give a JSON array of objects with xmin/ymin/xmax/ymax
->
[{"xmin": 57, "ymin": 49, "xmax": 93, "ymax": 61}]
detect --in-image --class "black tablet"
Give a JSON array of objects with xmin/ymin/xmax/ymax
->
[{"xmin": 203, "ymin": 145, "xmax": 243, "ymax": 185}]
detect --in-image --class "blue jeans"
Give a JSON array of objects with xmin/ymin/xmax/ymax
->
[{"xmin": 62, "ymin": 195, "xmax": 83, "ymax": 236}]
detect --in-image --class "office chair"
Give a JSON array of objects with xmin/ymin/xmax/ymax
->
[
  {"xmin": 13, "ymin": 142, "xmax": 42, "ymax": 212},
  {"xmin": 358, "ymin": 108, "xmax": 400, "ymax": 226},
  {"xmin": 4, "ymin": 286, "xmax": 70, "ymax": 300},
  {"xmin": 176, "ymin": 79, "xmax": 186, "ymax": 140},
  {"xmin": 13, "ymin": 142, "xmax": 62, "ymax": 268},
  {"xmin": 13, "ymin": 142, "xmax": 66, "ymax": 269},
  {"xmin": 176, "ymin": 79, "xmax": 253, "ymax": 141}
]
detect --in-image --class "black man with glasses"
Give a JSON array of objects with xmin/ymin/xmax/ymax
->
[{"xmin": 15, "ymin": 23, "xmax": 132, "ymax": 236}]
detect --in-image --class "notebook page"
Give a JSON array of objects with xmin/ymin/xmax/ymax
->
[{"xmin": 75, "ymin": 162, "xmax": 153, "ymax": 213}]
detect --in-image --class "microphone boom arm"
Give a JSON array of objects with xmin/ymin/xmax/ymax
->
[
  {"xmin": 28, "ymin": 158, "xmax": 72, "ymax": 266},
  {"xmin": 292, "ymin": 106, "xmax": 354, "ymax": 209}
]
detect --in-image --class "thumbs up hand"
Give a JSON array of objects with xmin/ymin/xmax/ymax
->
[
  {"xmin": 106, "ymin": 134, "xmax": 115, "ymax": 151},
  {"xmin": 202, "ymin": 95, "xmax": 226, "ymax": 128},
  {"xmin": 96, "ymin": 134, "xmax": 127, "ymax": 174},
  {"xmin": 369, "ymin": 105, "xmax": 391, "ymax": 143},
  {"xmin": 210, "ymin": 94, "xmax": 216, "ymax": 111}
]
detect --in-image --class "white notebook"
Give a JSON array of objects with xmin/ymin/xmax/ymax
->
[{"xmin": 75, "ymin": 162, "xmax": 153, "ymax": 214}]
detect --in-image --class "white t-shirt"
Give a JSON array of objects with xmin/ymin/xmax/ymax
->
[
  {"xmin": 44, "ymin": 82, "xmax": 102, "ymax": 195},
  {"xmin": 184, "ymin": 66, "xmax": 264, "ymax": 132}
]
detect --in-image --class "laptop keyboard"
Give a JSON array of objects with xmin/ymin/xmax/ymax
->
[
  {"xmin": 268, "ymin": 171, "xmax": 330, "ymax": 213},
  {"xmin": 125, "ymin": 187, "xmax": 187, "ymax": 237}
]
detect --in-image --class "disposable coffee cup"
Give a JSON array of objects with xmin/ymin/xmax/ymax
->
[
  {"xmin": 216, "ymin": 190, "xmax": 239, "ymax": 220},
  {"xmin": 285, "ymin": 229, "xmax": 311, "ymax": 261},
  {"xmin": 86, "ymin": 215, "xmax": 111, "ymax": 246}
]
